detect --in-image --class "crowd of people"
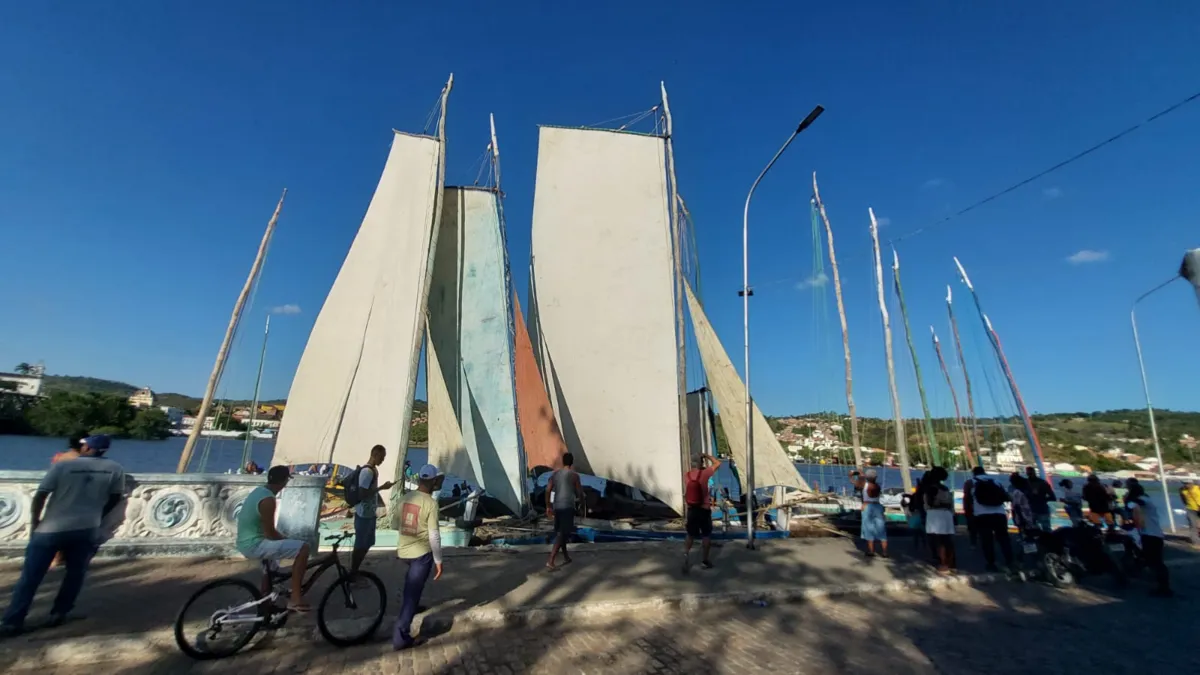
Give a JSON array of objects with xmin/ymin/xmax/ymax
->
[{"xmin": 854, "ymin": 464, "xmax": 1178, "ymax": 597}]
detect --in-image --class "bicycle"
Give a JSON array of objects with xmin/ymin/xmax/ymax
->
[{"xmin": 173, "ymin": 531, "xmax": 387, "ymax": 660}]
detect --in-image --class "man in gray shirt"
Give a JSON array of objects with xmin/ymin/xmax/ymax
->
[{"xmin": 0, "ymin": 435, "xmax": 125, "ymax": 635}]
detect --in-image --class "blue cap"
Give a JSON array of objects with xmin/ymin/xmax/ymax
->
[{"xmin": 83, "ymin": 435, "xmax": 111, "ymax": 451}]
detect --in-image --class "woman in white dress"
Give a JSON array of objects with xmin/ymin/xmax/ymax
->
[{"xmin": 923, "ymin": 467, "xmax": 957, "ymax": 573}]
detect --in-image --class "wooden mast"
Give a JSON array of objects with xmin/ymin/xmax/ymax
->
[
  {"xmin": 892, "ymin": 250, "xmax": 941, "ymax": 467},
  {"xmin": 931, "ymin": 326, "xmax": 976, "ymax": 469},
  {"xmin": 812, "ymin": 173, "xmax": 862, "ymax": 468},
  {"xmin": 177, "ymin": 189, "xmax": 286, "ymax": 473},
  {"xmin": 869, "ymin": 209, "xmax": 912, "ymax": 491},
  {"xmin": 946, "ymin": 286, "xmax": 982, "ymax": 462},
  {"xmin": 661, "ymin": 82, "xmax": 691, "ymax": 497}
]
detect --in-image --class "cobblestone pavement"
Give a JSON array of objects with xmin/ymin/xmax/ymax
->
[{"xmin": 22, "ymin": 562, "xmax": 1200, "ymax": 675}]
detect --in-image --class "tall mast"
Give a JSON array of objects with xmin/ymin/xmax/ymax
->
[
  {"xmin": 490, "ymin": 113, "xmax": 530, "ymax": 514},
  {"xmin": 946, "ymin": 287, "xmax": 982, "ymax": 464},
  {"xmin": 661, "ymin": 83, "xmax": 691, "ymax": 486},
  {"xmin": 870, "ymin": 210, "xmax": 912, "ymax": 491},
  {"xmin": 892, "ymin": 250, "xmax": 941, "ymax": 467},
  {"xmin": 953, "ymin": 257, "xmax": 1048, "ymax": 479},
  {"xmin": 812, "ymin": 173, "xmax": 862, "ymax": 468},
  {"xmin": 239, "ymin": 315, "xmax": 271, "ymax": 470},
  {"xmin": 177, "ymin": 190, "xmax": 286, "ymax": 473},
  {"xmin": 931, "ymin": 327, "xmax": 975, "ymax": 469}
]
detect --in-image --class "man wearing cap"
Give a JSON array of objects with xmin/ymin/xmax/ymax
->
[
  {"xmin": 392, "ymin": 463, "xmax": 444, "ymax": 650},
  {"xmin": 1, "ymin": 435, "xmax": 125, "ymax": 636},
  {"xmin": 236, "ymin": 465, "xmax": 311, "ymax": 612}
]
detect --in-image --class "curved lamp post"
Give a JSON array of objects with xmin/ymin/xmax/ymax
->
[{"xmin": 741, "ymin": 105, "xmax": 824, "ymax": 548}]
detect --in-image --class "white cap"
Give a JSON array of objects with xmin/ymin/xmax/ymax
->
[{"xmin": 418, "ymin": 463, "xmax": 443, "ymax": 480}]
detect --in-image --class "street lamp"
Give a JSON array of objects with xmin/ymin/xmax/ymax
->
[
  {"xmin": 1131, "ymin": 276, "xmax": 1181, "ymax": 532},
  {"xmin": 741, "ymin": 105, "xmax": 824, "ymax": 548}
]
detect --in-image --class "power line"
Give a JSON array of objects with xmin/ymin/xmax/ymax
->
[{"xmin": 889, "ymin": 87, "xmax": 1200, "ymax": 244}]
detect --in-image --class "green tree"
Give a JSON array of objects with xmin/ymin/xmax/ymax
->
[
  {"xmin": 13, "ymin": 362, "xmax": 32, "ymax": 375},
  {"xmin": 25, "ymin": 392, "xmax": 136, "ymax": 438},
  {"xmin": 409, "ymin": 421, "xmax": 428, "ymax": 444},
  {"xmin": 127, "ymin": 407, "xmax": 171, "ymax": 440}
]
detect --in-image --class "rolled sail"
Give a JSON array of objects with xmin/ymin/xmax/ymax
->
[
  {"xmin": 272, "ymin": 131, "xmax": 442, "ymax": 493},
  {"xmin": 529, "ymin": 126, "xmax": 684, "ymax": 513}
]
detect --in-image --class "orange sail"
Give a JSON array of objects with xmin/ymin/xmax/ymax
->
[{"xmin": 512, "ymin": 293, "xmax": 567, "ymax": 471}]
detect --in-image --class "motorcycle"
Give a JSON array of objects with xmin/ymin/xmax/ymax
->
[{"xmin": 1034, "ymin": 522, "xmax": 1129, "ymax": 588}]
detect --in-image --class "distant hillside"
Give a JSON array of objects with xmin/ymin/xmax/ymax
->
[
  {"xmin": 40, "ymin": 374, "xmax": 428, "ymax": 416},
  {"xmin": 43, "ymin": 375, "xmax": 139, "ymax": 397}
]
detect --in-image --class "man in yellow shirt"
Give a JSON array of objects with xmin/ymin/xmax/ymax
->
[
  {"xmin": 392, "ymin": 463, "xmax": 444, "ymax": 650},
  {"xmin": 1180, "ymin": 481, "xmax": 1200, "ymax": 546}
]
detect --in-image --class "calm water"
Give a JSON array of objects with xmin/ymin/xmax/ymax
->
[{"xmin": 0, "ymin": 435, "xmax": 1189, "ymax": 526}]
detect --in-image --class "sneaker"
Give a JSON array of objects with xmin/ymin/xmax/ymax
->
[
  {"xmin": 701, "ymin": 560, "xmax": 713, "ymax": 570},
  {"xmin": 45, "ymin": 613, "xmax": 67, "ymax": 628}
]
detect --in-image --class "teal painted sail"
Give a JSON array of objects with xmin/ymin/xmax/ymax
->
[{"xmin": 427, "ymin": 186, "xmax": 524, "ymax": 514}]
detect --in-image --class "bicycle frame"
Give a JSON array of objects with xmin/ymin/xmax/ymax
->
[{"xmin": 211, "ymin": 535, "xmax": 353, "ymax": 629}]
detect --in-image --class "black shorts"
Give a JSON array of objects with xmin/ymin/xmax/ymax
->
[
  {"xmin": 554, "ymin": 508, "xmax": 575, "ymax": 536},
  {"xmin": 685, "ymin": 506, "xmax": 713, "ymax": 538}
]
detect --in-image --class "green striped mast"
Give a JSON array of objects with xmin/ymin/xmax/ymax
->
[{"xmin": 891, "ymin": 249, "xmax": 941, "ymax": 467}]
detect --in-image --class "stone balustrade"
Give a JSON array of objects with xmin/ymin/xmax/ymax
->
[{"xmin": 0, "ymin": 471, "xmax": 325, "ymax": 559}]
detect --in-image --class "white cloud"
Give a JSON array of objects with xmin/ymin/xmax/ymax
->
[
  {"xmin": 270, "ymin": 304, "xmax": 302, "ymax": 315},
  {"xmin": 1043, "ymin": 187, "xmax": 1062, "ymax": 199},
  {"xmin": 875, "ymin": 216, "xmax": 892, "ymax": 227},
  {"xmin": 922, "ymin": 178, "xmax": 945, "ymax": 189},
  {"xmin": 1066, "ymin": 249, "xmax": 1110, "ymax": 265},
  {"xmin": 796, "ymin": 272, "xmax": 829, "ymax": 290}
]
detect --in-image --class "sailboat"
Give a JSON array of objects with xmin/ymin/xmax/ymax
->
[
  {"xmin": 424, "ymin": 114, "xmax": 531, "ymax": 517},
  {"xmin": 526, "ymin": 84, "xmax": 810, "ymax": 524},
  {"xmin": 271, "ymin": 76, "xmax": 454, "ymax": 517}
]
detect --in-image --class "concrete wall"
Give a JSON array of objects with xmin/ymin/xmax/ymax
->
[{"xmin": 0, "ymin": 471, "xmax": 325, "ymax": 559}]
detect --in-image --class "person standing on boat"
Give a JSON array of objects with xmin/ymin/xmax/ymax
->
[
  {"xmin": 545, "ymin": 452, "xmax": 583, "ymax": 571},
  {"xmin": 1125, "ymin": 482, "xmax": 1172, "ymax": 597},
  {"xmin": 923, "ymin": 467, "xmax": 956, "ymax": 573},
  {"xmin": 682, "ymin": 454, "xmax": 722, "ymax": 573},
  {"xmin": 970, "ymin": 471, "xmax": 1015, "ymax": 573},
  {"xmin": 854, "ymin": 469, "xmax": 888, "ymax": 558},
  {"xmin": 350, "ymin": 444, "xmax": 395, "ymax": 578},
  {"xmin": 393, "ymin": 463, "xmax": 444, "ymax": 650}
]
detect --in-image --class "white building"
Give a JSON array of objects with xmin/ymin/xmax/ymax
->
[
  {"xmin": 0, "ymin": 372, "xmax": 42, "ymax": 396},
  {"xmin": 159, "ymin": 406, "xmax": 185, "ymax": 426},
  {"xmin": 129, "ymin": 387, "xmax": 156, "ymax": 408}
]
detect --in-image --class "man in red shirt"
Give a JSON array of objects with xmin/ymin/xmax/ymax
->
[{"xmin": 682, "ymin": 454, "xmax": 722, "ymax": 573}]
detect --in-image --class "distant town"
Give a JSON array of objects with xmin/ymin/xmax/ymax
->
[{"xmin": 3, "ymin": 366, "xmax": 1197, "ymax": 479}]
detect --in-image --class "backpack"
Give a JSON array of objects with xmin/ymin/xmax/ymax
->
[
  {"xmin": 684, "ymin": 470, "xmax": 706, "ymax": 507},
  {"xmin": 339, "ymin": 465, "xmax": 370, "ymax": 507},
  {"xmin": 973, "ymin": 477, "xmax": 1007, "ymax": 508}
]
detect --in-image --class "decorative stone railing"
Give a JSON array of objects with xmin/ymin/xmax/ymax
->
[{"xmin": 0, "ymin": 471, "xmax": 325, "ymax": 559}]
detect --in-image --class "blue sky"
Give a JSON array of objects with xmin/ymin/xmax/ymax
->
[{"xmin": 2, "ymin": 2, "xmax": 1198, "ymax": 419}]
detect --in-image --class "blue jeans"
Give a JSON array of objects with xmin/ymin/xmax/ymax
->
[
  {"xmin": 392, "ymin": 552, "xmax": 433, "ymax": 647},
  {"xmin": 2, "ymin": 528, "xmax": 97, "ymax": 628}
]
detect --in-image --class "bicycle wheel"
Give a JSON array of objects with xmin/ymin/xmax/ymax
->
[
  {"xmin": 317, "ymin": 570, "xmax": 387, "ymax": 647},
  {"xmin": 174, "ymin": 578, "xmax": 264, "ymax": 660}
]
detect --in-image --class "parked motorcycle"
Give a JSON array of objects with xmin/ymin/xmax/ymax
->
[{"xmin": 1035, "ymin": 522, "xmax": 1129, "ymax": 588}]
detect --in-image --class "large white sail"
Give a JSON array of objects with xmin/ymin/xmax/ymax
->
[
  {"xmin": 426, "ymin": 186, "xmax": 524, "ymax": 514},
  {"xmin": 683, "ymin": 279, "xmax": 810, "ymax": 492},
  {"xmin": 529, "ymin": 126, "xmax": 684, "ymax": 513},
  {"xmin": 272, "ymin": 131, "xmax": 443, "ymax": 492}
]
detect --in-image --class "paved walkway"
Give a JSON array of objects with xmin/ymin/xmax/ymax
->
[{"xmin": 1, "ymin": 535, "xmax": 1198, "ymax": 673}]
